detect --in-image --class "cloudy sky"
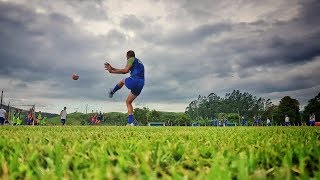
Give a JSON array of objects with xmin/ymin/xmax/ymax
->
[{"xmin": 1, "ymin": 0, "xmax": 319, "ymax": 114}]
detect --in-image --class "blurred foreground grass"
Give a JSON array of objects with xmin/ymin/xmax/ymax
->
[{"xmin": 0, "ymin": 126, "xmax": 319, "ymax": 179}]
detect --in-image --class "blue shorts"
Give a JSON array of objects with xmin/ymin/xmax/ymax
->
[
  {"xmin": 61, "ymin": 119, "xmax": 66, "ymax": 124},
  {"xmin": 310, "ymin": 121, "xmax": 315, "ymax": 126},
  {"xmin": 125, "ymin": 77, "xmax": 144, "ymax": 96},
  {"xmin": 0, "ymin": 117, "xmax": 4, "ymax": 125}
]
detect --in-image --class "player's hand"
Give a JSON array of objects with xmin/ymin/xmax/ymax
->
[{"xmin": 104, "ymin": 63, "xmax": 113, "ymax": 73}]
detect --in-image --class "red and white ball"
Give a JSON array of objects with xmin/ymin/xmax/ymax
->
[{"xmin": 72, "ymin": 73, "xmax": 79, "ymax": 80}]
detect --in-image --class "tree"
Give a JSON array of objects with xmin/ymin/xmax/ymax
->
[
  {"xmin": 134, "ymin": 107, "xmax": 149, "ymax": 125},
  {"xmin": 177, "ymin": 113, "xmax": 191, "ymax": 126},
  {"xmin": 185, "ymin": 90, "xmax": 274, "ymax": 124},
  {"xmin": 276, "ymin": 96, "xmax": 300, "ymax": 125},
  {"xmin": 149, "ymin": 110, "xmax": 160, "ymax": 122},
  {"xmin": 226, "ymin": 113, "xmax": 240, "ymax": 123},
  {"xmin": 264, "ymin": 105, "xmax": 278, "ymax": 125},
  {"xmin": 303, "ymin": 92, "xmax": 320, "ymax": 123}
]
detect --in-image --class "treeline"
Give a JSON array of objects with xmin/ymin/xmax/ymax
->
[
  {"xmin": 102, "ymin": 109, "xmax": 192, "ymax": 126},
  {"xmin": 46, "ymin": 111, "xmax": 190, "ymax": 126},
  {"xmin": 186, "ymin": 90, "xmax": 319, "ymax": 125},
  {"xmin": 105, "ymin": 108, "xmax": 190, "ymax": 126},
  {"xmin": 45, "ymin": 90, "xmax": 319, "ymax": 126}
]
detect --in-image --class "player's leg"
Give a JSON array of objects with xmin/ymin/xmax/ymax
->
[
  {"xmin": 126, "ymin": 92, "xmax": 137, "ymax": 125},
  {"xmin": 108, "ymin": 78, "xmax": 125, "ymax": 98},
  {"xmin": 0, "ymin": 117, "xmax": 4, "ymax": 125},
  {"xmin": 123, "ymin": 77, "xmax": 144, "ymax": 125}
]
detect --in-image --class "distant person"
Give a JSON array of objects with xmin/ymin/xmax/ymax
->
[
  {"xmin": 266, "ymin": 117, "xmax": 271, "ymax": 126},
  {"xmin": 16, "ymin": 110, "xmax": 22, "ymax": 125},
  {"xmin": 0, "ymin": 105, "xmax": 6, "ymax": 125},
  {"xmin": 27, "ymin": 108, "xmax": 34, "ymax": 125},
  {"xmin": 285, "ymin": 115, "xmax": 290, "ymax": 126},
  {"xmin": 213, "ymin": 117, "xmax": 218, "ymax": 126},
  {"xmin": 253, "ymin": 116, "xmax": 257, "ymax": 126},
  {"xmin": 41, "ymin": 116, "xmax": 47, "ymax": 126},
  {"xmin": 37, "ymin": 111, "xmax": 42, "ymax": 121},
  {"xmin": 91, "ymin": 115, "xmax": 96, "ymax": 124},
  {"xmin": 105, "ymin": 50, "xmax": 145, "ymax": 126},
  {"xmin": 257, "ymin": 116, "xmax": 261, "ymax": 126},
  {"xmin": 13, "ymin": 110, "xmax": 22, "ymax": 125},
  {"xmin": 241, "ymin": 116, "xmax": 246, "ymax": 126},
  {"xmin": 37, "ymin": 111, "xmax": 43, "ymax": 125},
  {"xmin": 267, "ymin": 117, "xmax": 271, "ymax": 126},
  {"xmin": 224, "ymin": 117, "xmax": 228, "ymax": 127},
  {"xmin": 60, "ymin": 107, "xmax": 67, "ymax": 125},
  {"xmin": 12, "ymin": 109, "xmax": 18, "ymax": 125},
  {"xmin": 309, "ymin": 113, "xmax": 315, "ymax": 126},
  {"xmin": 97, "ymin": 111, "xmax": 103, "ymax": 122},
  {"xmin": 25, "ymin": 115, "xmax": 29, "ymax": 125}
]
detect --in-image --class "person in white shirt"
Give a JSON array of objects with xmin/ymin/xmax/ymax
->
[
  {"xmin": 266, "ymin": 117, "xmax": 271, "ymax": 126},
  {"xmin": 0, "ymin": 105, "xmax": 6, "ymax": 125},
  {"xmin": 60, "ymin": 107, "xmax": 67, "ymax": 125},
  {"xmin": 309, "ymin": 113, "xmax": 316, "ymax": 126},
  {"xmin": 285, "ymin": 115, "xmax": 290, "ymax": 126}
]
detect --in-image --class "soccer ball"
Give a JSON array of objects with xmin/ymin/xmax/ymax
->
[{"xmin": 72, "ymin": 73, "xmax": 79, "ymax": 80}]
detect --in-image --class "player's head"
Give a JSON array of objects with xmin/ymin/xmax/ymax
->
[
  {"xmin": 64, "ymin": 107, "xmax": 66, "ymax": 110},
  {"xmin": 126, "ymin": 50, "xmax": 135, "ymax": 59}
]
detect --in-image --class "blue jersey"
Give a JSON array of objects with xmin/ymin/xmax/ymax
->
[{"xmin": 128, "ymin": 57, "xmax": 144, "ymax": 80}]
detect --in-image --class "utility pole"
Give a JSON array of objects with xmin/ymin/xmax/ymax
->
[
  {"xmin": 8, "ymin": 101, "xmax": 10, "ymax": 124},
  {"xmin": 86, "ymin": 104, "xmax": 88, "ymax": 114},
  {"xmin": 1, "ymin": 91, "xmax": 3, "ymax": 105}
]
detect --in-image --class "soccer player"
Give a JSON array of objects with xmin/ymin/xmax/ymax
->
[
  {"xmin": 60, "ymin": 107, "xmax": 67, "ymax": 126},
  {"xmin": 0, "ymin": 105, "xmax": 6, "ymax": 125},
  {"xmin": 105, "ymin": 50, "xmax": 145, "ymax": 126}
]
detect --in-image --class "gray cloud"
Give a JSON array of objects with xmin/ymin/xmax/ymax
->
[
  {"xmin": 120, "ymin": 15, "xmax": 145, "ymax": 30},
  {"xmin": 141, "ymin": 22, "xmax": 232, "ymax": 46},
  {"xmin": 1, "ymin": 0, "xmax": 320, "ymax": 113},
  {"xmin": 66, "ymin": 0, "xmax": 108, "ymax": 21},
  {"xmin": 0, "ymin": 1, "xmax": 115, "ymax": 100}
]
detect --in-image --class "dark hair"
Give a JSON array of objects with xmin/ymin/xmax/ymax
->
[{"xmin": 127, "ymin": 50, "xmax": 135, "ymax": 58}]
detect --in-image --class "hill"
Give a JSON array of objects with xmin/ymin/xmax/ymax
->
[{"xmin": 47, "ymin": 112, "xmax": 90, "ymax": 125}]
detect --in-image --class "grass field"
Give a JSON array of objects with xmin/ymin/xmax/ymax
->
[{"xmin": 0, "ymin": 126, "xmax": 319, "ymax": 179}]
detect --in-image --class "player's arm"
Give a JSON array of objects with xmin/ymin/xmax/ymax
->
[
  {"xmin": 105, "ymin": 58, "xmax": 134, "ymax": 74},
  {"xmin": 109, "ymin": 64, "xmax": 132, "ymax": 74}
]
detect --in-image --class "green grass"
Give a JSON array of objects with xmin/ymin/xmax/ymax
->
[{"xmin": 0, "ymin": 126, "xmax": 319, "ymax": 179}]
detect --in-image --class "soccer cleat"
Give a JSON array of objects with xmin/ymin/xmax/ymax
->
[
  {"xmin": 108, "ymin": 88, "xmax": 114, "ymax": 98},
  {"xmin": 126, "ymin": 123, "xmax": 134, "ymax": 126}
]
